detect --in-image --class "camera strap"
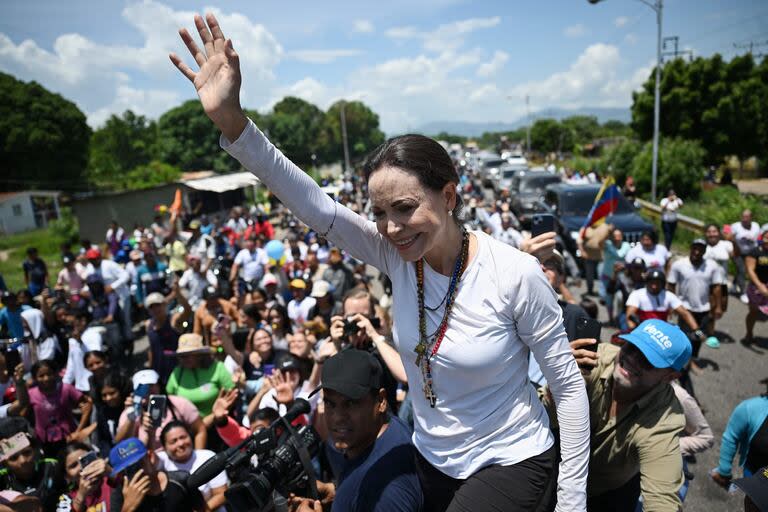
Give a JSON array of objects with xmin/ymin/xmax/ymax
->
[{"xmin": 279, "ymin": 416, "xmax": 318, "ymax": 500}]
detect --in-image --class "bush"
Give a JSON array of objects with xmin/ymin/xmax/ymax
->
[
  {"xmin": 680, "ymin": 186, "xmax": 768, "ymax": 228},
  {"xmin": 48, "ymin": 207, "xmax": 79, "ymax": 245}
]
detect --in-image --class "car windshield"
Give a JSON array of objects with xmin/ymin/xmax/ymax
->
[
  {"xmin": 502, "ymin": 169, "xmax": 518, "ymax": 178},
  {"xmin": 559, "ymin": 188, "xmax": 635, "ymax": 216},
  {"xmin": 520, "ymin": 176, "xmax": 561, "ymax": 193},
  {"xmin": 483, "ymin": 159, "xmax": 507, "ymax": 168}
]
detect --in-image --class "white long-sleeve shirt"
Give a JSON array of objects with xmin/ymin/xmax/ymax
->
[
  {"xmin": 85, "ymin": 259, "xmax": 131, "ymax": 298},
  {"xmin": 222, "ymin": 119, "xmax": 590, "ymax": 510}
]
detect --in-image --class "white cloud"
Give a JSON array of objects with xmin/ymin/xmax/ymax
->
[
  {"xmin": 289, "ymin": 49, "xmax": 362, "ymax": 64},
  {"xmin": 614, "ymin": 16, "xmax": 629, "ymax": 28},
  {"xmin": 509, "ymin": 44, "xmax": 649, "ymax": 110},
  {"xmin": 469, "ymin": 83, "xmax": 500, "ymax": 103},
  {"xmin": 0, "ymin": 0, "xmax": 283, "ymax": 127},
  {"xmin": 385, "ymin": 16, "xmax": 501, "ymax": 52},
  {"xmin": 352, "ymin": 19, "xmax": 374, "ymax": 34},
  {"xmin": 564, "ymin": 24, "xmax": 588, "ymax": 38},
  {"xmin": 477, "ymin": 50, "xmax": 509, "ymax": 77}
]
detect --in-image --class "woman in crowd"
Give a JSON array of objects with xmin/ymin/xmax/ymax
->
[
  {"xmin": 90, "ymin": 371, "xmax": 132, "ymax": 455},
  {"xmin": 63, "ymin": 311, "xmax": 103, "ymax": 393},
  {"xmin": 157, "ymin": 421, "xmax": 228, "ymax": 511},
  {"xmin": 27, "ymin": 360, "xmax": 91, "ymax": 457},
  {"xmin": 165, "ymin": 334, "xmax": 234, "ymax": 421},
  {"xmin": 19, "ymin": 308, "xmax": 60, "ymax": 374},
  {"xmin": 170, "ymin": 15, "xmax": 589, "ymax": 509},
  {"xmin": 0, "ymin": 427, "xmax": 64, "ymax": 510},
  {"xmin": 601, "ymin": 228, "xmax": 630, "ymax": 326},
  {"xmin": 144, "ymin": 284, "xmax": 192, "ymax": 384},
  {"xmin": 624, "ymin": 229, "xmax": 670, "ymax": 272},
  {"xmin": 115, "ymin": 369, "xmax": 206, "ymax": 450},
  {"xmin": 660, "ymin": 188, "xmax": 684, "ymax": 249},
  {"xmin": 744, "ymin": 227, "xmax": 768, "ymax": 345},
  {"xmin": 56, "ymin": 441, "xmax": 112, "ymax": 512},
  {"xmin": 265, "ymin": 304, "xmax": 291, "ymax": 351},
  {"xmin": 83, "ymin": 350, "xmax": 112, "ymax": 396},
  {"xmin": 703, "ymin": 224, "xmax": 734, "ymax": 344},
  {"xmin": 221, "ymin": 325, "xmax": 285, "ymax": 402}
]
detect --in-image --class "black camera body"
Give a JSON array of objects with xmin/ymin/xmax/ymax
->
[{"xmin": 225, "ymin": 424, "xmax": 322, "ymax": 511}]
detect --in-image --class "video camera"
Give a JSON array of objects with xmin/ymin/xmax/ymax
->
[{"xmin": 189, "ymin": 398, "xmax": 321, "ymax": 512}]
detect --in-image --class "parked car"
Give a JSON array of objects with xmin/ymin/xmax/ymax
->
[
  {"xmin": 509, "ymin": 172, "xmax": 563, "ymax": 226},
  {"xmin": 542, "ymin": 183, "xmax": 653, "ymax": 256},
  {"xmin": 495, "ymin": 163, "xmax": 529, "ymax": 192}
]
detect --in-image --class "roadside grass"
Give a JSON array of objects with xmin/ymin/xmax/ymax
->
[{"xmin": 0, "ymin": 229, "xmax": 67, "ymax": 292}]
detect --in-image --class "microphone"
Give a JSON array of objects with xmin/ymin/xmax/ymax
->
[{"xmin": 188, "ymin": 398, "xmax": 312, "ymax": 489}]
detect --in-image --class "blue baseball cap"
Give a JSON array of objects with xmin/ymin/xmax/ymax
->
[
  {"xmin": 109, "ymin": 438, "xmax": 147, "ymax": 477},
  {"xmin": 618, "ymin": 319, "xmax": 692, "ymax": 371}
]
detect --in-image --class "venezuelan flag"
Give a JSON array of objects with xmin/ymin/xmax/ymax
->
[{"xmin": 580, "ymin": 177, "xmax": 620, "ymax": 236}]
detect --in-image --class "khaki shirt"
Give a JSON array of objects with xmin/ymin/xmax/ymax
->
[{"xmin": 584, "ymin": 344, "xmax": 685, "ymax": 511}]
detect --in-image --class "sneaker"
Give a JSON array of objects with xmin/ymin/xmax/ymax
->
[
  {"xmin": 740, "ymin": 293, "xmax": 749, "ymax": 304},
  {"xmin": 705, "ymin": 336, "xmax": 720, "ymax": 349}
]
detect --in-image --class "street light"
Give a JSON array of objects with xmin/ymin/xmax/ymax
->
[{"xmin": 589, "ymin": 0, "xmax": 663, "ymax": 202}]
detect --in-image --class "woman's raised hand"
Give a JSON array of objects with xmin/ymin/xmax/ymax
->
[{"xmin": 170, "ymin": 13, "xmax": 248, "ymax": 141}]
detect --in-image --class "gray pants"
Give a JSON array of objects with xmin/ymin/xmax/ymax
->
[{"xmin": 734, "ymin": 255, "xmax": 747, "ymax": 294}]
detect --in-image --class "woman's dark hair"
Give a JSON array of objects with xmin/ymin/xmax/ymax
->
[
  {"xmin": 160, "ymin": 420, "xmax": 193, "ymax": 447},
  {"xmin": 31, "ymin": 359, "xmax": 59, "ymax": 378},
  {"xmin": 705, "ymin": 223, "xmax": 720, "ymax": 233},
  {"xmin": 363, "ymin": 134, "xmax": 463, "ymax": 223},
  {"xmin": 83, "ymin": 350, "xmax": 109, "ymax": 368},
  {"xmin": 242, "ymin": 303, "xmax": 263, "ymax": 323},
  {"xmin": 250, "ymin": 406, "xmax": 279, "ymax": 425},
  {"xmin": 203, "ymin": 286, "xmax": 219, "ymax": 301},
  {"xmin": 93, "ymin": 371, "xmax": 131, "ymax": 406},
  {"xmin": 250, "ymin": 287, "xmax": 268, "ymax": 302},
  {"xmin": 267, "ymin": 304, "xmax": 290, "ymax": 332},
  {"xmin": 57, "ymin": 440, "xmax": 95, "ymax": 481}
]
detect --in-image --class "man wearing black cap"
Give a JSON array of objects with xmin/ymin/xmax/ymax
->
[
  {"xmin": 668, "ymin": 239, "xmax": 723, "ymax": 357},
  {"xmin": 291, "ymin": 349, "xmax": 422, "ymax": 512}
]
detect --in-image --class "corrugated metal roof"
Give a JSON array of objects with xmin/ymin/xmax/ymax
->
[{"xmin": 182, "ymin": 172, "xmax": 259, "ymax": 193}]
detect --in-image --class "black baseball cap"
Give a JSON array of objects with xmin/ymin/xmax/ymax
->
[
  {"xmin": 629, "ymin": 257, "xmax": 646, "ymax": 269},
  {"xmin": 276, "ymin": 354, "xmax": 302, "ymax": 373},
  {"xmin": 310, "ymin": 349, "xmax": 383, "ymax": 400},
  {"xmin": 734, "ymin": 466, "xmax": 768, "ymax": 511}
]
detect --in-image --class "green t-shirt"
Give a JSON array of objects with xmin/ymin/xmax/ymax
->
[{"xmin": 165, "ymin": 360, "xmax": 234, "ymax": 416}]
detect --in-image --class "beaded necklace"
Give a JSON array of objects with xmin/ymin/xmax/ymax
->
[{"xmin": 414, "ymin": 230, "xmax": 470, "ymax": 407}]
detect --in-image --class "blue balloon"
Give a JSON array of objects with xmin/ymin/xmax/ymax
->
[{"xmin": 265, "ymin": 240, "xmax": 285, "ymax": 261}]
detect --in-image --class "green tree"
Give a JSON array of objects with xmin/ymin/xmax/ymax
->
[
  {"xmin": 89, "ymin": 110, "xmax": 158, "ymax": 188},
  {"xmin": 599, "ymin": 139, "xmax": 643, "ymax": 186},
  {"xmin": 116, "ymin": 161, "xmax": 182, "ymax": 191},
  {"xmin": 561, "ymin": 115, "xmax": 600, "ymax": 145},
  {"xmin": 262, "ymin": 97, "xmax": 327, "ymax": 167},
  {"xmin": 530, "ymin": 118, "xmax": 573, "ymax": 153},
  {"xmin": 324, "ymin": 101, "xmax": 385, "ymax": 165},
  {"xmin": 157, "ymin": 100, "xmax": 240, "ymax": 172},
  {"xmin": 630, "ymin": 138, "xmax": 706, "ymax": 199},
  {"xmin": 599, "ymin": 120, "xmax": 632, "ymax": 138},
  {"xmin": 0, "ymin": 72, "xmax": 91, "ymax": 191}
]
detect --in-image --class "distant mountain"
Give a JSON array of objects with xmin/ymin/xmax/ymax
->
[{"xmin": 416, "ymin": 107, "xmax": 631, "ymax": 137}]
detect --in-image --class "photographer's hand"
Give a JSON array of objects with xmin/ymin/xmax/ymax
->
[
  {"xmin": 570, "ymin": 338, "xmax": 599, "ymax": 376},
  {"xmin": 520, "ymin": 232, "xmax": 556, "ymax": 261},
  {"xmin": 349, "ymin": 314, "xmax": 377, "ymax": 349},
  {"xmin": 288, "ymin": 497, "xmax": 323, "ymax": 512},
  {"xmin": 329, "ymin": 315, "xmax": 344, "ymax": 344}
]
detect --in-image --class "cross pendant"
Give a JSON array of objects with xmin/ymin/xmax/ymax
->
[
  {"xmin": 414, "ymin": 342, "xmax": 427, "ymax": 366},
  {"xmin": 424, "ymin": 384, "xmax": 437, "ymax": 408}
]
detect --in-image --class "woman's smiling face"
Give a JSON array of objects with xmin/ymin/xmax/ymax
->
[{"xmin": 368, "ymin": 166, "xmax": 453, "ymax": 262}]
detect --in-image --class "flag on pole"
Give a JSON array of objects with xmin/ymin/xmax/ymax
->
[{"xmin": 580, "ymin": 177, "xmax": 620, "ymax": 237}]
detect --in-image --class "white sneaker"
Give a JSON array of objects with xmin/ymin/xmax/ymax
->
[{"xmin": 740, "ymin": 293, "xmax": 749, "ymax": 304}]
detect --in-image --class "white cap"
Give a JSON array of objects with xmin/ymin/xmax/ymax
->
[
  {"xmin": 310, "ymin": 280, "xmax": 332, "ymax": 298},
  {"xmin": 132, "ymin": 369, "xmax": 159, "ymax": 389}
]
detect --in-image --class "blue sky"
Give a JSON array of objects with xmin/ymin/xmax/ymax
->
[{"xmin": 2, "ymin": 0, "xmax": 766, "ymax": 134}]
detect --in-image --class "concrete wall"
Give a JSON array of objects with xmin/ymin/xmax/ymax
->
[
  {"xmin": 72, "ymin": 184, "xmax": 180, "ymax": 242},
  {"xmin": 0, "ymin": 194, "xmax": 35, "ymax": 234}
]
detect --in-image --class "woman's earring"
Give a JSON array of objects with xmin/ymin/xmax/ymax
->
[{"xmin": 448, "ymin": 210, "xmax": 453, "ymax": 217}]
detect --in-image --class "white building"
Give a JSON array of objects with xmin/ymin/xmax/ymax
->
[{"xmin": 0, "ymin": 191, "xmax": 61, "ymax": 235}]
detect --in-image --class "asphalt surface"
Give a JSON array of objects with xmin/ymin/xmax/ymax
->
[{"xmin": 131, "ymin": 258, "xmax": 765, "ymax": 511}]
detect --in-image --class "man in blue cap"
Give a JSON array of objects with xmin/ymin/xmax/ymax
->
[
  {"xmin": 108, "ymin": 437, "xmax": 205, "ymax": 512},
  {"xmin": 560, "ymin": 319, "xmax": 692, "ymax": 512}
]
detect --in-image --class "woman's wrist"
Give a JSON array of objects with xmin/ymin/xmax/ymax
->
[{"xmin": 216, "ymin": 109, "xmax": 248, "ymax": 143}]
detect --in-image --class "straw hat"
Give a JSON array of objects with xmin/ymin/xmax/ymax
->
[{"xmin": 176, "ymin": 333, "xmax": 212, "ymax": 355}]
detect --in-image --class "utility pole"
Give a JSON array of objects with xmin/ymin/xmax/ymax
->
[
  {"xmin": 525, "ymin": 95, "xmax": 531, "ymax": 155},
  {"xmin": 662, "ymin": 36, "xmax": 693, "ymax": 62},
  {"xmin": 734, "ymin": 40, "xmax": 768, "ymax": 59},
  {"xmin": 588, "ymin": 0, "xmax": 663, "ymax": 203},
  {"xmin": 340, "ymin": 101, "xmax": 352, "ymax": 174}
]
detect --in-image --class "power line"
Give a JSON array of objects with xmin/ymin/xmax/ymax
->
[{"xmin": 662, "ymin": 36, "xmax": 694, "ymax": 62}]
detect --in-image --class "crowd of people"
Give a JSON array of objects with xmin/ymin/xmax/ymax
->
[{"xmin": 1, "ymin": 12, "xmax": 768, "ymax": 512}]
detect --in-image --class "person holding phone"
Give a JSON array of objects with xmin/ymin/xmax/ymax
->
[
  {"xmin": 169, "ymin": 14, "xmax": 589, "ymax": 511},
  {"xmin": 57, "ymin": 441, "xmax": 112, "ymax": 512}
]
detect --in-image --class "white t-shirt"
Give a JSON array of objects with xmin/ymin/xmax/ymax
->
[
  {"xmin": 223, "ymin": 119, "xmax": 590, "ymax": 508},
  {"xmin": 660, "ymin": 197, "xmax": 683, "ymax": 222},
  {"xmin": 730, "ymin": 221, "xmax": 760, "ymax": 254},
  {"xmin": 668, "ymin": 258, "xmax": 720, "ymax": 312},
  {"xmin": 234, "ymin": 248, "xmax": 268, "ymax": 282},
  {"xmin": 156, "ymin": 449, "xmax": 227, "ymax": 511},
  {"xmin": 179, "ymin": 268, "xmax": 217, "ymax": 308},
  {"xmin": 62, "ymin": 333, "xmax": 103, "ymax": 392},
  {"xmin": 625, "ymin": 244, "xmax": 670, "ymax": 270},
  {"xmin": 287, "ymin": 296, "xmax": 317, "ymax": 327},
  {"xmin": 704, "ymin": 240, "xmax": 733, "ymax": 284},
  {"xmin": 626, "ymin": 288, "xmax": 682, "ymax": 314}
]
